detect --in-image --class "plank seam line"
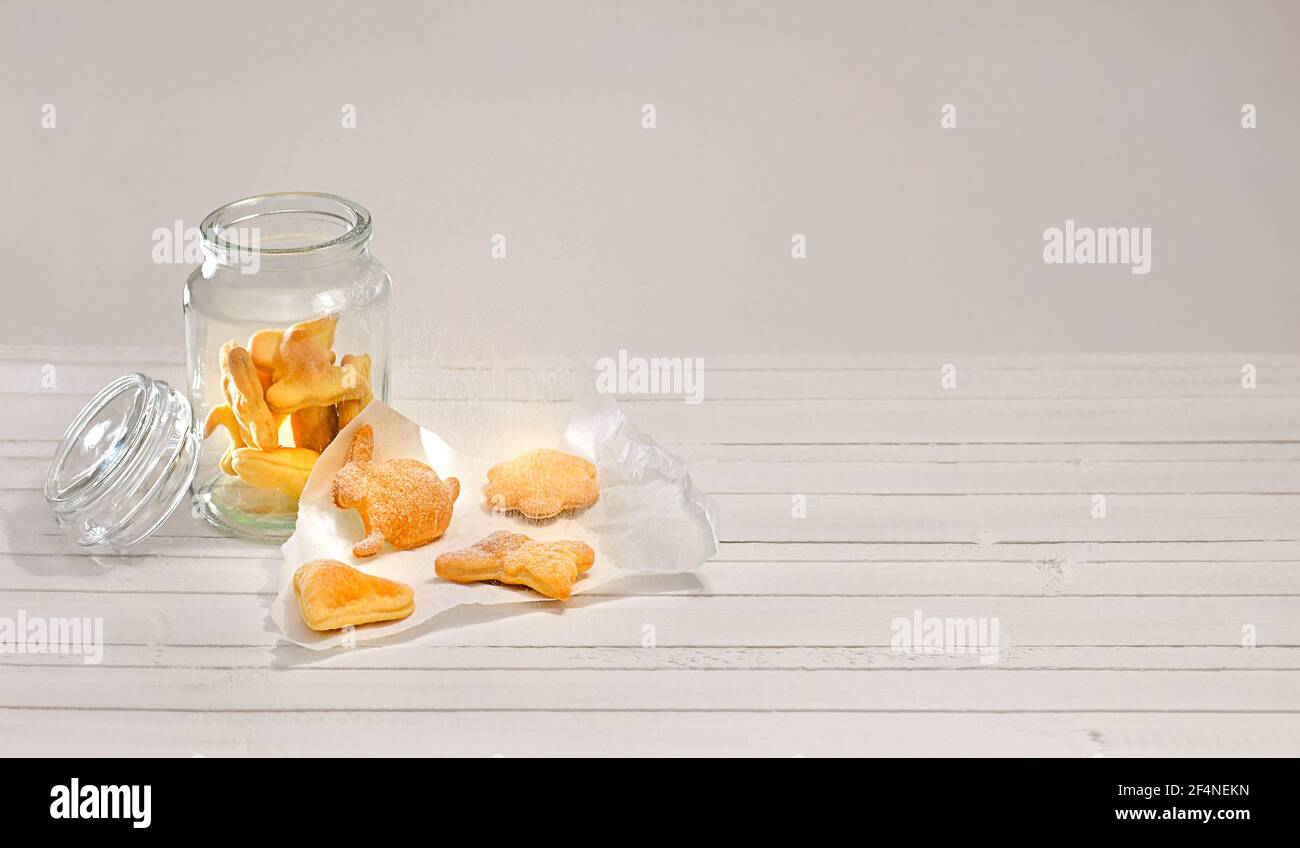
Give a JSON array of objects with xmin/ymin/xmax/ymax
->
[
  {"xmin": 5, "ymin": 663, "xmax": 1300, "ymax": 672},
  {"xmin": 2, "ymin": 707, "xmax": 1299, "ymax": 714}
]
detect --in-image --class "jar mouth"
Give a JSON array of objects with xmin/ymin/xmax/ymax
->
[{"xmin": 200, "ymin": 192, "xmax": 372, "ymax": 259}]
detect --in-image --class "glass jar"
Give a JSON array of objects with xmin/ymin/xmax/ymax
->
[{"xmin": 184, "ymin": 192, "xmax": 391, "ymax": 543}]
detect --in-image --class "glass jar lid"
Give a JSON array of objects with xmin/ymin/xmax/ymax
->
[{"xmin": 44, "ymin": 373, "xmax": 200, "ymax": 549}]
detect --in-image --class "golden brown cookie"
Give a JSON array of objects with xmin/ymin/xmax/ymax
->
[
  {"xmin": 265, "ymin": 315, "xmax": 370, "ymax": 414},
  {"xmin": 485, "ymin": 448, "xmax": 599, "ymax": 519},
  {"xmin": 331, "ymin": 424, "xmax": 460, "ymax": 557},
  {"xmin": 247, "ymin": 328, "xmax": 284, "ymax": 373},
  {"xmin": 335, "ymin": 353, "xmax": 373, "ymax": 429},
  {"xmin": 221, "ymin": 342, "xmax": 280, "ymax": 450},
  {"xmin": 203, "ymin": 403, "xmax": 245, "ymax": 475},
  {"xmin": 435, "ymin": 530, "xmax": 595, "ymax": 600},
  {"xmin": 230, "ymin": 446, "xmax": 319, "ymax": 498},
  {"xmin": 293, "ymin": 559, "xmax": 414, "ymax": 631},
  {"xmin": 291, "ymin": 404, "xmax": 338, "ymax": 453}
]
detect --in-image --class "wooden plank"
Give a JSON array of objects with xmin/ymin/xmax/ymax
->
[
  {"xmin": 6, "ymin": 645, "xmax": 1300, "ymax": 672},
  {"xmin": 2, "ymin": 346, "xmax": 1295, "ymax": 370},
  {"xmin": 686, "ymin": 460, "xmax": 1300, "ymax": 494},
  {"xmin": 671, "ymin": 441, "xmax": 1300, "ymax": 462},
  {"xmin": 12, "ymin": 487, "xmax": 1300, "ymax": 525},
  {"xmin": 366, "ymin": 397, "xmax": 1300, "ymax": 445},
  {"xmin": 13, "ymin": 437, "xmax": 1300, "ymax": 463},
  {"xmin": 2, "ymin": 709, "xmax": 1296, "ymax": 756},
  {"xmin": 12, "ymin": 393, "xmax": 1300, "ymax": 445},
  {"xmin": 656, "ymin": 354, "xmax": 1300, "ymax": 371},
  {"xmin": 5, "ymin": 360, "xmax": 1297, "ymax": 402},
  {"xmin": 0, "ymin": 362, "xmax": 186, "ymax": 394},
  {"xmin": 395, "ymin": 369, "xmax": 1300, "ymax": 401},
  {"xmin": 0, "ymin": 592, "xmax": 1295, "ymax": 647},
  {"xmin": 710, "ymin": 493, "xmax": 1300, "ymax": 543},
  {"xmin": 11, "ymin": 454, "xmax": 1300, "ymax": 494},
  {"xmin": 0, "ymin": 347, "xmax": 184, "ymax": 365},
  {"xmin": 2, "ymin": 667, "xmax": 1299, "ymax": 712},
  {"xmin": 715, "ymin": 540, "xmax": 1300, "ymax": 563},
  {"xmin": 7, "ymin": 488, "xmax": 1300, "ymax": 545},
  {"xmin": 400, "ymin": 366, "xmax": 1300, "ymax": 400},
  {"xmin": 8, "ymin": 528, "xmax": 1297, "ymax": 569},
  {"xmin": 594, "ymin": 398, "xmax": 1300, "ymax": 445},
  {"xmin": 3, "ymin": 554, "xmax": 1299, "ymax": 597},
  {"xmin": 0, "ymin": 527, "xmax": 286, "ymax": 558}
]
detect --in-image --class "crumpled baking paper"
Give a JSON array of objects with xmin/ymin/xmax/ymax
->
[{"xmin": 271, "ymin": 369, "xmax": 719, "ymax": 649}]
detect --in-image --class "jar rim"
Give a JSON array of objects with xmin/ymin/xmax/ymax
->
[{"xmin": 200, "ymin": 191, "xmax": 373, "ymax": 258}]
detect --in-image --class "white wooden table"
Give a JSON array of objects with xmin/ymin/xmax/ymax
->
[{"xmin": 3, "ymin": 348, "xmax": 1299, "ymax": 756}]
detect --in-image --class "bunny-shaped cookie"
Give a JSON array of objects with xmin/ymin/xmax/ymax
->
[{"xmin": 331, "ymin": 424, "xmax": 460, "ymax": 557}]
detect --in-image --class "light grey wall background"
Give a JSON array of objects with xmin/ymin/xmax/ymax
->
[{"xmin": 2, "ymin": 0, "xmax": 1296, "ymax": 358}]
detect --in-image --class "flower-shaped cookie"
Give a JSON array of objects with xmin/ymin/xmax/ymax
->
[
  {"xmin": 435, "ymin": 530, "xmax": 595, "ymax": 600},
  {"xmin": 485, "ymin": 448, "xmax": 599, "ymax": 519}
]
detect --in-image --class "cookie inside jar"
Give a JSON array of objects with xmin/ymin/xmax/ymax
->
[{"xmin": 194, "ymin": 314, "xmax": 375, "ymax": 539}]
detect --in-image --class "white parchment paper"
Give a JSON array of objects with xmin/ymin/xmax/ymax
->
[{"xmin": 271, "ymin": 372, "xmax": 719, "ymax": 649}]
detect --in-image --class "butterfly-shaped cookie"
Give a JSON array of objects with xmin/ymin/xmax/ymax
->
[
  {"xmin": 435, "ymin": 530, "xmax": 595, "ymax": 600},
  {"xmin": 265, "ymin": 315, "xmax": 370, "ymax": 414}
]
